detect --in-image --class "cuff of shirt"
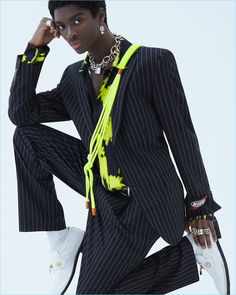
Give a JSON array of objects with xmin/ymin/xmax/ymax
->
[
  {"xmin": 21, "ymin": 44, "xmax": 50, "ymax": 64},
  {"xmin": 185, "ymin": 192, "xmax": 222, "ymax": 220}
]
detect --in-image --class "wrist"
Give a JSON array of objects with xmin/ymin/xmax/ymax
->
[
  {"xmin": 28, "ymin": 41, "xmax": 45, "ymax": 48},
  {"xmin": 185, "ymin": 194, "xmax": 221, "ymax": 220},
  {"xmin": 22, "ymin": 45, "xmax": 49, "ymax": 64},
  {"xmin": 188, "ymin": 213, "xmax": 214, "ymax": 221}
]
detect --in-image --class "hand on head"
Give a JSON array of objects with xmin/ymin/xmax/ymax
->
[{"xmin": 29, "ymin": 18, "xmax": 60, "ymax": 48}]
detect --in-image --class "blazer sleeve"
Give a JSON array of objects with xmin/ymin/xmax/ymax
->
[
  {"xmin": 151, "ymin": 48, "xmax": 221, "ymax": 219},
  {"xmin": 8, "ymin": 47, "xmax": 71, "ymax": 126}
]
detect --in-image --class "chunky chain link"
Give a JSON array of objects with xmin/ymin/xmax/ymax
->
[{"xmin": 88, "ymin": 35, "xmax": 123, "ymax": 73}]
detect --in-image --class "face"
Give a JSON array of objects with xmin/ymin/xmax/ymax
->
[{"xmin": 54, "ymin": 4, "xmax": 104, "ymax": 54}]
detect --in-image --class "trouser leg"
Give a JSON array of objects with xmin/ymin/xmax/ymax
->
[
  {"xmin": 76, "ymin": 188, "xmax": 199, "ymax": 294},
  {"xmin": 115, "ymin": 237, "xmax": 198, "ymax": 294},
  {"xmin": 13, "ymin": 124, "xmax": 91, "ymax": 232}
]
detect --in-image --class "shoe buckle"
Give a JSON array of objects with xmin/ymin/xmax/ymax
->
[
  {"xmin": 55, "ymin": 261, "xmax": 63, "ymax": 268},
  {"xmin": 49, "ymin": 264, "xmax": 53, "ymax": 273},
  {"xmin": 199, "ymin": 260, "xmax": 212, "ymax": 275},
  {"xmin": 204, "ymin": 261, "xmax": 211, "ymax": 268}
]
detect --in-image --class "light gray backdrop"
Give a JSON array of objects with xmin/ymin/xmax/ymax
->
[{"xmin": 0, "ymin": 1, "xmax": 235, "ymax": 294}]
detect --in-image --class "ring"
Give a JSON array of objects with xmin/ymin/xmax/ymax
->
[
  {"xmin": 197, "ymin": 229, "xmax": 205, "ymax": 236},
  {"xmin": 204, "ymin": 228, "xmax": 211, "ymax": 235},
  {"xmin": 46, "ymin": 20, "xmax": 52, "ymax": 27},
  {"xmin": 191, "ymin": 228, "xmax": 198, "ymax": 236}
]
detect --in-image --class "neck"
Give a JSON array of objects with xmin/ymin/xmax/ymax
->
[{"xmin": 89, "ymin": 30, "xmax": 115, "ymax": 63}]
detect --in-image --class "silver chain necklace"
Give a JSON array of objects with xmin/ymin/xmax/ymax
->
[{"xmin": 88, "ymin": 35, "xmax": 122, "ymax": 75}]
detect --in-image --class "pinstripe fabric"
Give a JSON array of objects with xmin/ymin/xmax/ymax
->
[
  {"xmin": 13, "ymin": 123, "xmax": 198, "ymax": 293},
  {"xmin": 76, "ymin": 186, "xmax": 198, "ymax": 294},
  {"xmin": 9, "ymin": 38, "xmax": 221, "ymax": 244},
  {"xmin": 13, "ymin": 124, "xmax": 90, "ymax": 231},
  {"xmin": 9, "ymin": 37, "xmax": 220, "ymax": 293},
  {"xmin": 114, "ymin": 238, "xmax": 198, "ymax": 294}
]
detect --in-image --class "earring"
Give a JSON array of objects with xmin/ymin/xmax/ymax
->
[{"xmin": 100, "ymin": 25, "xmax": 105, "ymax": 35}]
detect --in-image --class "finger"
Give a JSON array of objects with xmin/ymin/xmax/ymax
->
[
  {"xmin": 185, "ymin": 227, "xmax": 191, "ymax": 234},
  {"xmin": 53, "ymin": 27, "xmax": 60, "ymax": 38},
  {"xmin": 202, "ymin": 220, "xmax": 212, "ymax": 249},
  {"xmin": 49, "ymin": 23, "xmax": 56, "ymax": 34},
  {"xmin": 42, "ymin": 18, "xmax": 52, "ymax": 30},
  {"xmin": 50, "ymin": 22, "xmax": 60, "ymax": 39},
  {"xmin": 190, "ymin": 219, "xmax": 199, "ymax": 246},
  {"xmin": 185, "ymin": 226, "xmax": 190, "ymax": 234},
  {"xmin": 196, "ymin": 220, "xmax": 206, "ymax": 249},
  {"xmin": 53, "ymin": 29, "xmax": 57, "ymax": 37},
  {"xmin": 43, "ymin": 18, "xmax": 56, "ymax": 36},
  {"xmin": 184, "ymin": 220, "xmax": 191, "ymax": 234},
  {"xmin": 49, "ymin": 24, "xmax": 55, "ymax": 33},
  {"xmin": 208, "ymin": 220, "xmax": 218, "ymax": 242},
  {"xmin": 49, "ymin": 27, "xmax": 57, "ymax": 40}
]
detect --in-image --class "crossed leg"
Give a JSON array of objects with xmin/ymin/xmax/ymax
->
[
  {"xmin": 13, "ymin": 124, "xmax": 199, "ymax": 294},
  {"xmin": 77, "ymin": 187, "xmax": 199, "ymax": 294}
]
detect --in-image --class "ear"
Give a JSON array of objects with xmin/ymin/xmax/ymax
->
[{"xmin": 97, "ymin": 7, "xmax": 106, "ymax": 23}]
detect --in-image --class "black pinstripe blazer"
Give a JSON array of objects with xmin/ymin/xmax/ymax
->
[{"xmin": 9, "ymin": 38, "xmax": 221, "ymax": 245}]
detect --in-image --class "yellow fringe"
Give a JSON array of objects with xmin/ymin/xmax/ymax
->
[{"xmin": 84, "ymin": 44, "xmax": 142, "ymax": 216}]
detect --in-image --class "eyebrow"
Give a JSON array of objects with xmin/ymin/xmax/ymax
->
[{"xmin": 54, "ymin": 12, "xmax": 84, "ymax": 25}]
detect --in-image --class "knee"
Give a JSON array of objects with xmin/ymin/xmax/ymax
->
[
  {"xmin": 13, "ymin": 125, "xmax": 39, "ymax": 146},
  {"xmin": 13, "ymin": 126, "xmax": 25, "ymax": 145},
  {"xmin": 13, "ymin": 126, "xmax": 28, "ymax": 145}
]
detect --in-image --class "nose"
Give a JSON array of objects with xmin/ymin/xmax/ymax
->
[{"xmin": 67, "ymin": 25, "xmax": 78, "ymax": 40}]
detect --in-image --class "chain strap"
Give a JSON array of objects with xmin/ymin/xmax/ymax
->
[{"xmin": 88, "ymin": 35, "xmax": 123, "ymax": 74}]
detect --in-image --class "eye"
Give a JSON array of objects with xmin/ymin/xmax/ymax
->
[
  {"xmin": 74, "ymin": 19, "xmax": 80, "ymax": 25},
  {"xmin": 58, "ymin": 25, "xmax": 64, "ymax": 31}
]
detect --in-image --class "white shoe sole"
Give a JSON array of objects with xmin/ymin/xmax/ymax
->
[
  {"xmin": 216, "ymin": 240, "xmax": 230, "ymax": 294},
  {"xmin": 60, "ymin": 241, "xmax": 83, "ymax": 295}
]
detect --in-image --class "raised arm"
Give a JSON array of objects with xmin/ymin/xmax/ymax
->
[{"xmin": 8, "ymin": 17, "xmax": 70, "ymax": 126}]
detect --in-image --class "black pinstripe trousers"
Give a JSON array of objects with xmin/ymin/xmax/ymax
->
[{"xmin": 13, "ymin": 124, "xmax": 199, "ymax": 294}]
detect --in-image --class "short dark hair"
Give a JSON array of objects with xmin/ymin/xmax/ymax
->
[{"xmin": 48, "ymin": 1, "xmax": 107, "ymax": 24}]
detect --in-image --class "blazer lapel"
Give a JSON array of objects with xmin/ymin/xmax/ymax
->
[
  {"xmin": 76, "ymin": 61, "xmax": 94, "ymax": 138},
  {"xmin": 112, "ymin": 44, "xmax": 138, "ymax": 146},
  {"xmin": 74, "ymin": 38, "xmax": 139, "ymax": 147}
]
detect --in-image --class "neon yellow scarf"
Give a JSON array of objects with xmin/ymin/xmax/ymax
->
[{"xmin": 83, "ymin": 44, "xmax": 142, "ymax": 216}]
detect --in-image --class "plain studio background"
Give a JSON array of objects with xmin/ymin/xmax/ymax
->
[{"xmin": 0, "ymin": 1, "xmax": 235, "ymax": 294}]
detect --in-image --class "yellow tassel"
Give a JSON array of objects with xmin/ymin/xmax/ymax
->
[
  {"xmin": 84, "ymin": 74, "xmax": 121, "ymax": 215},
  {"xmin": 83, "ymin": 44, "xmax": 142, "ymax": 216},
  {"xmin": 86, "ymin": 201, "xmax": 90, "ymax": 209}
]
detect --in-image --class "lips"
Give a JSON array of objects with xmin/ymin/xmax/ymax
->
[{"xmin": 70, "ymin": 42, "xmax": 81, "ymax": 50}]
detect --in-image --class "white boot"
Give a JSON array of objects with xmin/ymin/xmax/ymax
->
[
  {"xmin": 48, "ymin": 227, "xmax": 84, "ymax": 294},
  {"xmin": 186, "ymin": 234, "xmax": 230, "ymax": 294}
]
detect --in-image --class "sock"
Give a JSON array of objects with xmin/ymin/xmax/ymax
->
[{"xmin": 47, "ymin": 228, "xmax": 69, "ymax": 253}]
